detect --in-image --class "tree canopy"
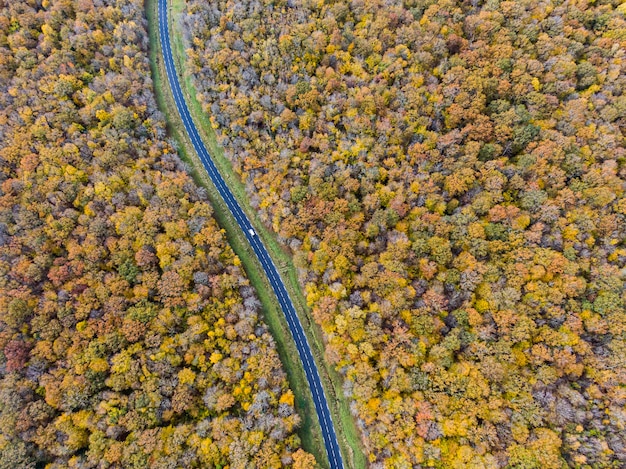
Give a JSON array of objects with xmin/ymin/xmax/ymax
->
[
  {"xmin": 0, "ymin": 0, "xmax": 311, "ymax": 467},
  {"xmin": 181, "ymin": 0, "xmax": 626, "ymax": 466}
]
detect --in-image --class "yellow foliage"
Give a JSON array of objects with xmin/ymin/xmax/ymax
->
[
  {"xmin": 474, "ymin": 299, "xmax": 490, "ymax": 313},
  {"xmin": 209, "ymin": 352, "xmax": 223, "ymax": 364},
  {"xmin": 442, "ymin": 416, "xmax": 469, "ymax": 437},
  {"xmin": 279, "ymin": 390, "xmax": 295, "ymax": 407},
  {"xmin": 90, "ymin": 358, "xmax": 109, "ymax": 373},
  {"xmin": 178, "ymin": 368, "xmax": 196, "ymax": 385},
  {"xmin": 512, "ymin": 214, "xmax": 531, "ymax": 230},
  {"xmin": 94, "ymin": 181, "xmax": 111, "ymax": 198},
  {"xmin": 95, "ymin": 109, "xmax": 110, "ymax": 123},
  {"xmin": 531, "ymin": 77, "xmax": 541, "ymax": 91},
  {"xmin": 468, "ymin": 222, "xmax": 486, "ymax": 239}
]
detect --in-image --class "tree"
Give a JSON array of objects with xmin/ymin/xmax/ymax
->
[
  {"xmin": 178, "ymin": 0, "xmax": 626, "ymax": 465},
  {"xmin": 0, "ymin": 0, "xmax": 308, "ymax": 466}
]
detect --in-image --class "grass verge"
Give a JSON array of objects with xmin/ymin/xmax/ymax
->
[{"xmin": 146, "ymin": 0, "xmax": 366, "ymax": 467}]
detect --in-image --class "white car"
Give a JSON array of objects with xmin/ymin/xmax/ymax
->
[{"xmin": 248, "ymin": 228, "xmax": 256, "ymax": 237}]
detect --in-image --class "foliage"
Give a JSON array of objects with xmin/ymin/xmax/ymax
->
[
  {"xmin": 0, "ymin": 0, "xmax": 313, "ymax": 467},
  {"xmin": 181, "ymin": 0, "xmax": 626, "ymax": 466}
]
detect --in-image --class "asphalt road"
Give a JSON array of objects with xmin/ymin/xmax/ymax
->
[{"xmin": 157, "ymin": 1, "xmax": 345, "ymax": 467}]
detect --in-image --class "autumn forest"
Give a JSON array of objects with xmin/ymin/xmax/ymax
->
[
  {"xmin": 1, "ymin": 0, "xmax": 625, "ymax": 468},
  {"xmin": 0, "ymin": 0, "xmax": 311, "ymax": 467}
]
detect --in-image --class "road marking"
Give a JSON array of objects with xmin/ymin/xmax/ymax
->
[{"xmin": 159, "ymin": 1, "xmax": 344, "ymax": 466}]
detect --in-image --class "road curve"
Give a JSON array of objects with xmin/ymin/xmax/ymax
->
[{"xmin": 157, "ymin": 1, "xmax": 345, "ymax": 468}]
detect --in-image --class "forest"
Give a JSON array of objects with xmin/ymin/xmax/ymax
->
[
  {"xmin": 180, "ymin": 0, "xmax": 626, "ymax": 467},
  {"xmin": 0, "ymin": 0, "xmax": 313, "ymax": 467}
]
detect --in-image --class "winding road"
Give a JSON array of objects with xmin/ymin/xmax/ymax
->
[{"xmin": 157, "ymin": 1, "xmax": 344, "ymax": 468}]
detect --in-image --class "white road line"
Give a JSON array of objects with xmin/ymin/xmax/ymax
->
[{"xmin": 159, "ymin": 2, "xmax": 344, "ymax": 467}]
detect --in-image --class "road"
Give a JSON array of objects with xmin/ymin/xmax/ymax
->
[{"xmin": 157, "ymin": 1, "xmax": 345, "ymax": 468}]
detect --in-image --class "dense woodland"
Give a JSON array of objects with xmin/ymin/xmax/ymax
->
[
  {"xmin": 0, "ymin": 0, "xmax": 312, "ymax": 467},
  {"xmin": 181, "ymin": 0, "xmax": 626, "ymax": 467}
]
